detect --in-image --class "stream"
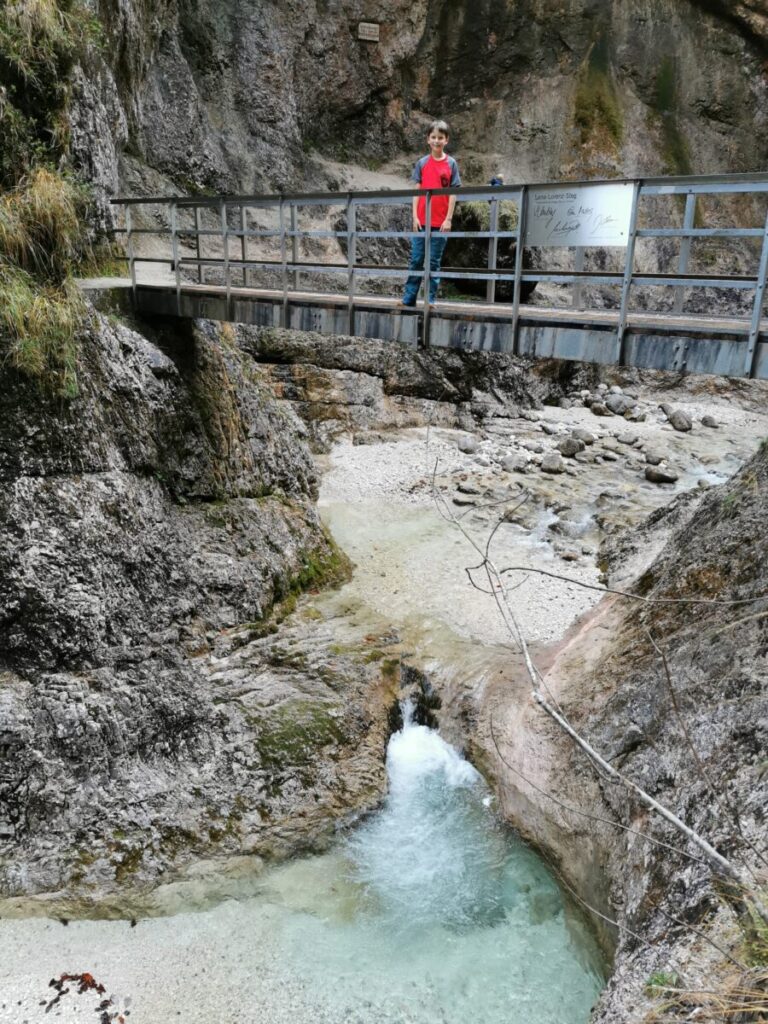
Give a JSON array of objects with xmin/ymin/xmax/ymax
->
[
  {"xmin": 6, "ymin": 399, "xmax": 767, "ymax": 1023},
  {"xmin": 0, "ymin": 704, "xmax": 603, "ymax": 1024}
]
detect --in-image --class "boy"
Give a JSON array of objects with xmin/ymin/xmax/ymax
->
[{"xmin": 401, "ymin": 120, "xmax": 461, "ymax": 306}]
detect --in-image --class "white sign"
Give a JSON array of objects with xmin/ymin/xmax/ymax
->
[
  {"xmin": 358, "ymin": 21, "xmax": 380, "ymax": 42},
  {"xmin": 524, "ymin": 181, "xmax": 634, "ymax": 247}
]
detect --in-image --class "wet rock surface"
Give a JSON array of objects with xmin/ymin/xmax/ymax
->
[{"xmin": 0, "ymin": 315, "xmax": 390, "ymax": 897}]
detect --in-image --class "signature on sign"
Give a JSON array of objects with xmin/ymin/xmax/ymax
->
[{"xmin": 533, "ymin": 203, "xmax": 620, "ymax": 241}]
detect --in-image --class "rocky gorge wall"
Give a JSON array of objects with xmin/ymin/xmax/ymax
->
[
  {"xmin": 0, "ymin": 312, "xmax": 398, "ymax": 898},
  {"xmin": 73, "ymin": 0, "xmax": 768, "ymax": 221}
]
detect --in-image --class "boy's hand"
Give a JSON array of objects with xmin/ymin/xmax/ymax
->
[
  {"xmin": 440, "ymin": 218, "xmax": 452, "ymax": 233},
  {"xmin": 412, "ymin": 217, "xmax": 422, "ymax": 232}
]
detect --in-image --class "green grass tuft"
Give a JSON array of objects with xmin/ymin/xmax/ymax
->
[{"xmin": 0, "ymin": 262, "xmax": 84, "ymax": 396}]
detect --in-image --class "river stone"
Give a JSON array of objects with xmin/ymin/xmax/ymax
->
[
  {"xmin": 645, "ymin": 465, "xmax": 679, "ymax": 483},
  {"xmin": 557, "ymin": 437, "xmax": 586, "ymax": 457},
  {"xmin": 597, "ymin": 383, "xmax": 609, "ymax": 392},
  {"xmin": 457, "ymin": 482, "xmax": 481, "ymax": 495},
  {"xmin": 601, "ymin": 437, "xmax": 621, "ymax": 452},
  {"xmin": 701, "ymin": 415, "xmax": 719, "ymax": 428},
  {"xmin": 458, "ymin": 435, "xmax": 479, "ymax": 453},
  {"xmin": 606, "ymin": 393, "xmax": 636, "ymax": 415},
  {"xmin": 601, "ymin": 451, "xmax": 619, "ymax": 462},
  {"xmin": 572, "ymin": 428, "xmax": 596, "ymax": 444},
  {"xmin": 574, "ymin": 449, "xmax": 597, "ymax": 464},
  {"xmin": 590, "ymin": 402, "xmax": 612, "ymax": 417},
  {"xmin": 502, "ymin": 454, "xmax": 528, "ymax": 473},
  {"xmin": 660, "ymin": 405, "xmax": 693, "ymax": 432},
  {"xmin": 625, "ymin": 408, "xmax": 647, "ymax": 422},
  {"xmin": 617, "ymin": 431, "xmax": 639, "ymax": 446},
  {"xmin": 522, "ymin": 441, "xmax": 544, "ymax": 453},
  {"xmin": 645, "ymin": 450, "xmax": 665, "ymax": 465},
  {"xmin": 540, "ymin": 452, "xmax": 565, "ymax": 474},
  {"xmin": 541, "ymin": 422, "xmax": 560, "ymax": 435},
  {"xmin": 608, "ymin": 385, "xmax": 623, "ymax": 394}
]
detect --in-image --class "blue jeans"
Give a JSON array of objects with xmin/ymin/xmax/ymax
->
[{"xmin": 402, "ymin": 229, "xmax": 448, "ymax": 305}]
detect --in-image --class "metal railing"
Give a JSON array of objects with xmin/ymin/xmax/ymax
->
[{"xmin": 112, "ymin": 172, "xmax": 768, "ymax": 377}]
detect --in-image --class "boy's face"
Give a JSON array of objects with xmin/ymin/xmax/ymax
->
[{"xmin": 427, "ymin": 129, "xmax": 449, "ymax": 155}]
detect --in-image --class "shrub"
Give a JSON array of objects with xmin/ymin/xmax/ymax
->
[
  {"xmin": 0, "ymin": 169, "xmax": 90, "ymax": 396},
  {"xmin": 0, "ymin": 262, "xmax": 83, "ymax": 397},
  {"xmin": 0, "ymin": 167, "xmax": 87, "ymax": 281}
]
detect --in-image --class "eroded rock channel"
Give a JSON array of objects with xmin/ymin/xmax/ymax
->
[{"xmin": 1, "ymin": 320, "xmax": 766, "ymax": 1022}]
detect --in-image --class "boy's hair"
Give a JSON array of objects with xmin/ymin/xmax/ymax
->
[{"xmin": 427, "ymin": 119, "xmax": 450, "ymax": 137}]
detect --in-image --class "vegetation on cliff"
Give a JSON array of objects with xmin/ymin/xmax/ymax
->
[
  {"xmin": 0, "ymin": 168, "xmax": 88, "ymax": 396},
  {"xmin": 0, "ymin": 1, "xmax": 105, "ymax": 397},
  {"xmin": 0, "ymin": 0, "xmax": 96, "ymax": 186}
]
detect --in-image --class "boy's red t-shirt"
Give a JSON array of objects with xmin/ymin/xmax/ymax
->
[{"xmin": 413, "ymin": 154, "xmax": 461, "ymax": 227}]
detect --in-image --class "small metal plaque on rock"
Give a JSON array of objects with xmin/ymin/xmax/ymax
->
[{"xmin": 358, "ymin": 21, "xmax": 380, "ymax": 42}]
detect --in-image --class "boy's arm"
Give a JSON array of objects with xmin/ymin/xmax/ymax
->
[
  {"xmin": 412, "ymin": 194, "xmax": 421, "ymax": 230},
  {"xmin": 441, "ymin": 159, "xmax": 461, "ymax": 231},
  {"xmin": 441, "ymin": 194, "xmax": 457, "ymax": 232}
]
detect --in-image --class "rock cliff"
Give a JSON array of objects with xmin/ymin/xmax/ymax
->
[
  {"xmin": 73, "ymin": 0, "xmax": 768, "ymax": 221},
  {"xmin": 0, "ymin": 313, "xmax": 394, "ymax": 897}
]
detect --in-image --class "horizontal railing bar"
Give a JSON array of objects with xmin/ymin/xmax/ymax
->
[
  {"xmin": 640, "ymin": 181, "xmax": 768, "ymax": 196},
  {"xmin": 633, "ymin": 275, "xmax": 757, "ymax": 289},
  {"xmin": 178, "ymin": 258, "xmax": 424, "ymax": 278},
  {"xmin": 173, "ymin": 228, "xmax": 522, "ymax": 241},
  {"xmin": 112, "ymin": 171, "xmax": 768, "ymax": 206},
  {"xmin": 174, "ymin": 255, "xmax": 762, "ymax": 289},
  {"xmin": 635, "ymin": 228, "xmax": 764, "ymax": 239}
]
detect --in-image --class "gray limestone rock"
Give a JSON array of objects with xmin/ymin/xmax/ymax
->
[
  {"xmin": 572, "ymin": 428, "xmax": 596, "ymax": 445},
  {"xmin": 645, "ymin": 450, "xmax": 665, "ymax": 465},
  {"xmin": 590, "ymin": 402, "xmax": 612, "ymax": 417},
  {"xmin": 458, "ymin": 435, "xmax": 480, "ymax": 454},
  {"xmin": 605, "ymin": 393, "xmax": 636, "ymax": 416},
  {"xmin": 540, "ymin": 452, "xmax": 565, "ymax": 474},
  {"xmin": 557, "ymin": 437, "xmax": 587, "ymax": 457},
  {"xmin": 502, "ymin": 454, "xmax": 528, "ymax": 473},
  {"xmin": 660, "ymin": 405, "xmax": 693, "ymax": 432},
  {"xmin": 645, "ymin": 465, "xmax": 680, "ymax": 483}
]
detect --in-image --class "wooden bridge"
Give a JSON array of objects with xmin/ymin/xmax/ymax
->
[{"xmin": 108, "ymin": 173, "xmax": 768, "ymax": 380}]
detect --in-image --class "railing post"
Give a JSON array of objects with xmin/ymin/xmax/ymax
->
[
  {"xmin": 423, "ymin": 192, "xmax": 432, "ymax": 349},
  {"xmin": 673, "ymin": 193, "xmax": 696, "ymax": 314},
  {"xmin": 170, "ymin": 201, "xmax": 181, "ymax": 316},
  {"xmin": 125, "ymin": 205, "xmax": 136, "ymax": 301},
  {"xmin": 486, "ymin": 196, "xmax": 499, "ymax": 304},
  {"xmin": 279, "ymin": 198, "xmax": 288, "ymax": 328},
  {"xmin": 193, "ymin": 205, "xmax": 203, "ymax": 284},
  {"xmin": 220, "ymin": 199, "xmax": 232, "ymax": 320},
  {"xmin": 346, "ymin": 195, "xmax": 356, "ymax": 336},
  {"xmin": 616, "ymin": 181, "xmax": 642, "ymax": 366},
  {"xmin": 744, "ymin": 206, "xmax": 768, "ymax": 378},
  {"xmin": 290, "ymin": 203, "xmax": 299, "ymax": 291},
  {"xmin": 240, "ymin": 204, "xmax": 248, "ymax": 287},
  {"xmin": 572, "ymin": 247, "xmax": 585, "ymax": 308},
  {"xmin": 511, "ymin": 186, "xmax": 528, "ymax": 355}
]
